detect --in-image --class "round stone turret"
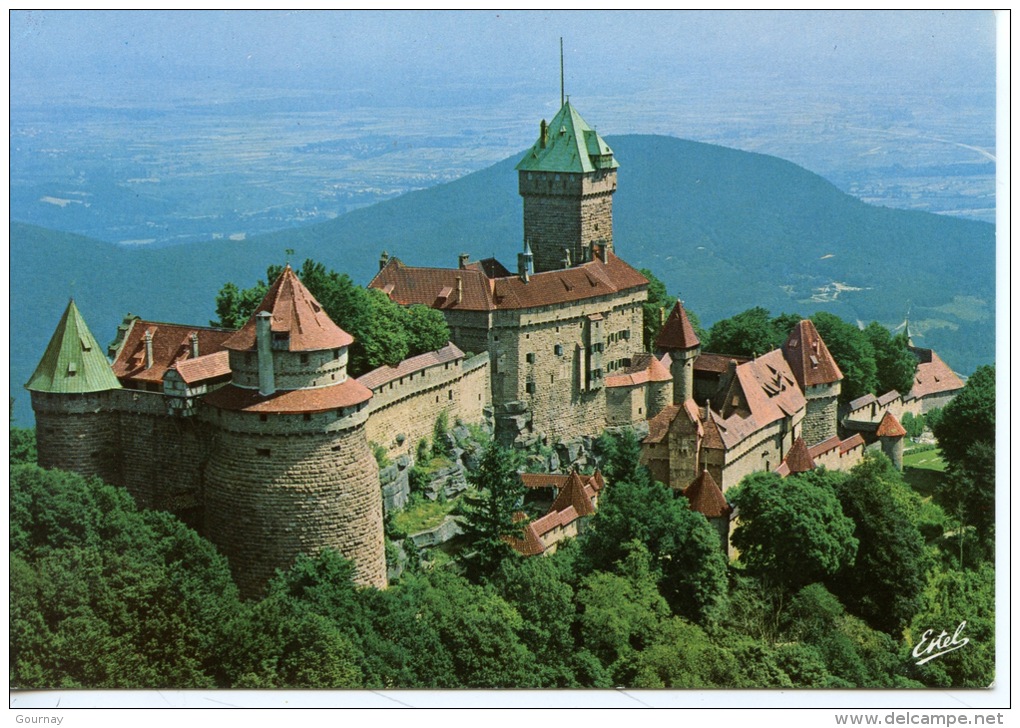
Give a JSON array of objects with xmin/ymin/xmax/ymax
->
[
  {"xmin": 202, "ymin": 266, "xmax": 385, "ymax": 597},
  {"xmin": 655, "ymin": 300, "xmax": 701, "ymax": 405},
  {"xmin": 782, "ymin": 319, "xmax": 843, "ymax": 446}
]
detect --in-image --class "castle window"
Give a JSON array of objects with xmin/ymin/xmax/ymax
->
[
  {"xmin": 526, "ymin": 381, "xmax": 536, "ymax": 395},
  {"xmin": 303, "ymin": 413, "xmax": 312, "ymax": 421},
  {"xmin": 260, "ymin": 414, "xmax": 268, "ymax": 422},
  {"xmin": 256, "ymin": 448, "xmax": 271, "ymax": 457},
  {"xmin": 526, "ymin": 352, "xmax": 536, "ymax": 364},
  {"xmin": 554, "ymin": 344, "xmax": 564, "ymax": 356},
  {"xmin": 448, "ymin": 389, "xmax": 454, "ymax": 400},
  {"xmin": 300, "ymin": 353, "xmax": 309, "ymax": 365}
]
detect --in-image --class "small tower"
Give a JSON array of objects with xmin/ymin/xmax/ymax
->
[
  {"xmin": 783, "ymin": 320, "xmax": 843, "ymax": 446},
  {"xmin": 515, "ymin": 100, "xmax": 618, "ymax": 273},
  {"xmin": 26, "ymin": 299, "xmax": 122, "ymax": 481},
  {"xmin": 876, "ymin": 411, "xmax": 907, "ymax": 471},
  {"xmin": 203, "ymin": 266, "xmax": 386, "ymax": 597},
  {"xmin": 683, "ymin": 468, "xmax": 732, "ymax": 553},
  {"xmin": 656, "ymin": 300, "xmax": 701, "ymax": 405}
]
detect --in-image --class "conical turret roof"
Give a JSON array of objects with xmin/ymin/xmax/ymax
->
[
  {"xmin": 683, "ymin": 468, "xmax": 731, "ymax": 519},
  {"xmin": 782, "ymin": 319, "xmax": 843, "ymax": 388},
  {"xmin": 26, "ymin": 300, "xmax": 122, "ymax": 394},
  {"xmin": 655, "ymin": 299, "xmax": 701, "ymax": 351},
  {"xmin": 876, "ymin": 411, "xmax": 907, "ymax": 438},
  {"xmin": 782, "ymin": 437, "xmax": 817, "ymax": 474},
  {"xmin": 516, "ymin": 100, "xmax": 617, "ymax": 174},
  {"xmin": 224, "ymin": 265, "xmax": 354, "ymax": 353},
  {"xmin": 550, "ymin": 469, "xmax": 597, "ymax": 517}
]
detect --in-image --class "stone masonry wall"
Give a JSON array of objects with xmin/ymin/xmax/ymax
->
[
  {"xmin": 362, "ymin": 353, "xmax": 490, "ymax": 460},
  {"xmin": 519, "ymin": 170, "xmax": 616, "ymax": 273},
  {"xmin": 715, "ymin": 418, "xmax": 797, "ymax": 492},
  {"xmin": 32, "ymin": 391, "xmax": 120, "ymax": 484},
  {"xmin": 803, "ymin": 394, "xmax": 839, "ymax": 446},
  {"xmin": 203, "ymin": 420, "xmax": 385, "ymax": 598}
]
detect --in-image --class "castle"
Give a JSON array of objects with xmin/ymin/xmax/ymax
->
[{"xmin": 26, "ymin": 97, "xmax": 964, "ymax": 590}]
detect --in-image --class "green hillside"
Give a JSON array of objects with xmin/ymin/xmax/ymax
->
[{"xmin": 10, "ymin": 135, "xmax": 994, "ymax": 424}]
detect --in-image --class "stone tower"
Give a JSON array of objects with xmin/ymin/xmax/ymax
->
[
  {"xmin": 656, "ymin": 300, "xmax": 701, "ymax": 405},
  {"xmin": 782, "ymin": 320, "xmax": 843, "ymax": 446},
  {"xmin": 515, "ymin": 100, "xmax": 618, "ymax": 273},
  {"xmin": 876, "ymin": 411, "xmax": 907, "ymax": 471},
  {"xmin": 202, "ymin": 266, "xmax": 386, "ymax": 597},
  {"xmin": 26, "ymin": 299, "xmax": 122, "ymax": 481}
]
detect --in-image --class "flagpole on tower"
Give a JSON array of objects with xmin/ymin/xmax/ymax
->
[{"xmin": 560, "ymin": 37, "xmax": 565, "ymax": 107}]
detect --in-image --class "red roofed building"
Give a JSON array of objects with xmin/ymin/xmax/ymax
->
[
  {"xmin": 905, "ymin": 346, "xmax": 965, "ymax": 413},
  {"xmin": 683, "ymin": 468, "xmax": 732, "ymax": 552},
  {"xmin": 656, "ymin": 300, "xmax": 702, "ymax": 405},
  {"xmin": 782, "ymin": 319, "xmax": 843, "ymax": 445},
  {"xmin": 508, "ymin": 469, "xmax": 603, "ymax": 557},
  {"xmin": 363, "ymin": 100, "xmax": 654, "ymax": 447},
  {"xmin": 605, "ymin": 352, "xmax": 673, "ymax": 426}
]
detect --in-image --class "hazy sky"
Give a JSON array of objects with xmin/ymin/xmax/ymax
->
[{"xmin": 10, "ymin": 10, "xmax": 997, "ymax": 107}]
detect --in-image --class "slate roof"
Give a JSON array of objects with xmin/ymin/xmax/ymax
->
[
  {"xmin": 110, "ymin": 319, "xmax": 234, "ymax": 387},
  {"xmin": 357, "ymin": 343, "xmax": 464, "ymax": 390},
  {"xmin": 655, "ymin": 300, "xmax": 700, "ymax": 351},
  {"xmin": 605, "ymin": 352, "xmax": 672, "ymax": 388},
  {"xmin": 876, "ymin": 411, "xmax": 907, "ymax": 438},
  {"xmin": 907, "ymin": 348, "xmax": 965, "ymax": 399},
  {"xmin": 26, "ymin": 300, "xmax": 122, "ymax": 394},
  {"xmin": 515, "ymin": 101, "xmax": 618, "ymax": 174},
  {"xmin": 202, "ymin": 378, "xmax": 372, "ymax": 414},
  {"xmin": 224, "ymin": 265, "xmax": 354, "ymax": 353},
  {"xmin": 683, "ymin": 469, "xmax": 732, "ymax": 518},
  {"xmin": 370, "ymin": 252, "xmax": 647, "ymax": 312},
  {"xmin": 782, "ymin": 319, "xmax": 843, "ymax": 387}
]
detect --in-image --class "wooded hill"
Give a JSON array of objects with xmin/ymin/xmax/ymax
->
[{"xmin": 10, "ymin": 135, "xmax": 994, "ymax": 424}]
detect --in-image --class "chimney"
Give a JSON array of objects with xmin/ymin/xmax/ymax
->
[
  {"xmin": 540, "ymin": 119, "xmax": 549, "ymax": 149},
  {"xmin": 379, "ymin": 251, "xmax": 390, "ymax": 271},
  {"xmin": 456, "ymin": 275, "xmax": 463, "ymax": 303},
  {"xmin": 144, "ymin": 330, "xmax": 154, "ymax": 369},
  {"xmin": 562, "ymin": 247, "xmax": 572, "ymax": 268},
  {"xmin": 256, "ymin": 311, "xmax": 276, "ymax": 397},
  {"xmin": 458, "ymin": 252, "xmax": 470, "ymax": 269},
  {"xmin": 190, "ymin": 332, "xmax": 200, "ymax": 358}
]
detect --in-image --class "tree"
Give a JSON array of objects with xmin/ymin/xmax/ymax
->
[
  {"xmin": 460, "ymin": 441, "xmax": 526, "ymax": 578},
  {"xmin": 827, "ymin": 453, "xmax": 928, "ymax": 634},
  {"xmin": 864, "ymin": 322, "xmax": 917, "ymax": 396},
  {"xmin": 10, "ymin": 464, "xmax": 242, "ymax": 688},
  {"xmin": 580, "ymin": 475, "xmax": 728, "ymax": 623},
  {"xmin": 728, "ymin": 470, "xmax": 857, "ymax": 591},
  {"xmin": 9, "ymin": 397, "xmax": 36, "ymax": 465},
  {"xmin": 810, "ymin": 311, "xmax": 879, "ymax": 403},
  {"xmin": 631, "ymin": 616, "xmax": 744, "ymax": 688},
  {"xmin": 705, "ymin": 306, "xmax": 786, "ymax": 357}
]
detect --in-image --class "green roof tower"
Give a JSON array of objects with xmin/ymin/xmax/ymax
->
[
  {"xmin": 26, "ymin": 299, "xmax": 122, "ymax": 394},
  {"xmin": 516, "ymin": 100, "xmax": 618, "ymax": 273}
]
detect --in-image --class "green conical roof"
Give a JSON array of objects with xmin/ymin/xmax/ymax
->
[
  {"xmin": 26, "ymin": 300, "xmax": 122, "ymax": 394},
  {"xmin": 516, "ymin": 100, "xmax": 618, "ymax": 174}
]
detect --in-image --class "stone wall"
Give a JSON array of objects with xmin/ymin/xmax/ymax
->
[
  {"xmin": 715, "ymin": 417, "xmax": 798, "ymax": 492},
  {"xmin": 362, "ymin": 353, "xmax": 490, "ymax": 460},
  {"xmin": 203, "ymin": 418, "xmax": 385, "ymax": 598},
  {"xmin": 32, "ymin": 391, "xmax": 120, "ymax": 484},
  {"xmin": 802, "ymin": 382, "xmax": 840, "ymax": 446},
  {"xmin": 489, "ymin": 289, "xmax": 645, "ymax": 444},
  {"xmin": 519, "ymin": 170, "xmax": 617, "ymax": 273}
]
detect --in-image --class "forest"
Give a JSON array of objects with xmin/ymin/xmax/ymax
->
[{"xmin": 9, "ymin": 357, "xmax": 995, "ymax": 689}]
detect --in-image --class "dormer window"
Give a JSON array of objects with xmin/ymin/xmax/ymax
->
[{"xmin": 272, "ymin": 332, "xmax": 289, "ymax": 350}]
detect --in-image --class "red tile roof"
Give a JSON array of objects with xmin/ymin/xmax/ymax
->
[
  {"xmin": 876, "ymin": 411, "xmax": 907, "ymax": 438},
  {"xmin": 655, "ymin": 300, "xmax": 700, "ymax": 351},
  {"xmin": 171, "ymin": 351, "xmax": 231, "ymax": 385},
  {"xmin": 694, "ymin": 352, "xmax": 751, "ymax": 374},
  {"xmin": 520, "ymin": 471, "xmax": 605, "ymax": 494},
  {"xmin": 840, "ymin": 434, "xmax": 866, "ymax": 454},
  {"xmin": 908, "ymin": 348, "xmax": 965, "ymax": 399},
  {"xmin": 683, "ymin": 469, "xmax": 732, "ymax": 518},
  {"xmin": 111, "ymin": 319, "xmax": 234, "ymax": 386},
  {"xmin": 605, "ymin": 352, "xmax": 672, "ymax": 388},
  {"xmin": 506, "ymin": 514, "xmax": 547, "ymax": 556},
  {"xmin": 808, "ymin": 434, "xmax": 843, "ymax": 460},
  {"xmin": 644, "ymin": 404, "xmax": 680, "ymax": 444},
  {"xmin": 550, "ymin": 470, "xmax": 597, "ymax": 517},
  {"xmin": 224, "ymin": 265, "xmax": 354, "ymax": 353},
  {"xmin": 781, "ymin": 437, "xmax": 816, "ymax": 474},
  {"xmin": 369, "ymin": 251, "xmax": 647, "ymax": 312},
  {"xmin": 712, "ymin": 349, "xmax": 806, "ymax": 450},
  {"xmin": 202, "ymin": 378, "xmax": 372, "ymax": 414},
  {"xmin": 356, "ymin": 343, "xmax": 464, "ymax": 390},
  {"xmin": 783, "ymin": 319, "xmax": 843, "ymax": 387}
]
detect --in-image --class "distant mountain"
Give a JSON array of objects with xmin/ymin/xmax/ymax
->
[{"xmin": 10, "ymin": 135, "xmax": 994, "ymax": 425}]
